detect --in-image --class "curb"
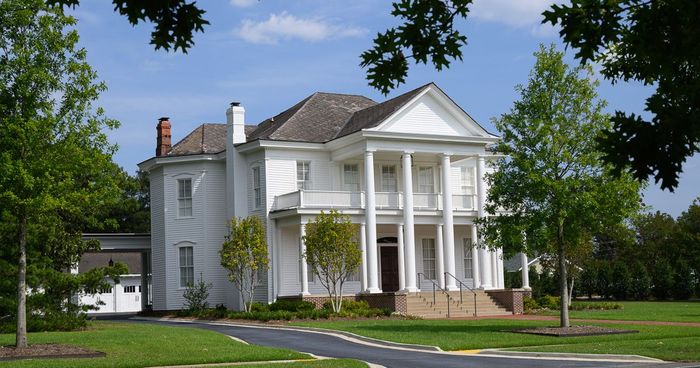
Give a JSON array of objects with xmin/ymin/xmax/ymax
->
[{"xmin": 475, "ymin": 349, "xmax": 664, "ymax": 363}]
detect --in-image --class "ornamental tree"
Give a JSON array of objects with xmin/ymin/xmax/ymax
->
[
  {"xmin": 303, "ymin": 210, "xmax": 361, "ymax": 313},
  {"xmin": 476, "ymin": 45, "xmax": 642, "ymax": 327},
  {"xmin": 220, "ymin": 216, "xmax": 269, "ymax": 312},
  {"xmin": 0, "ymin": 0, "xmax": 122, "ymax": 346}
]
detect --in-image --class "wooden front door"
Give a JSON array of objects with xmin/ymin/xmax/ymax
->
[{"xmin": 380, "ymin": 246, "xmax": 399, "ymax": 292}]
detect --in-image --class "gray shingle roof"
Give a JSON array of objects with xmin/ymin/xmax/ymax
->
[{"xmin": 165, "ymin": 83, "xmax": 439, "ymax": 157}]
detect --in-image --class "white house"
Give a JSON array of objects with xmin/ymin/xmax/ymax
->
[{"xmin": 139, "ymin": 83, "xmax": 520, "ymax": 314}]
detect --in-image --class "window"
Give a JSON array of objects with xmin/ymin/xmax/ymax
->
[
  {"xmin": 463, "ymin": 238, "xmax": 473, "ymax": 279},
  {"xmin": 98, "ymin": 287, "xmax": 112, "ymax": 294},
  {"xmin": 422, "ymin": 238, "xmax": 436, "ymax": 280},
  {"xmin": 297, "ymin": 161, "xmax": 311, "ymax": 190},
  {"xmin": 179, "ymin": 246, "xmax": 194, "ymax": 287},
  {"xmin": 417, "ymin": 166, "xmax": 435, "ymax": 193},
  {"xmin": 124, "ymin": 285, "xmax": 136, "ymax": 293},
  {"xmin": 343, "ymin": 163, "xmax": 360, "ymax": 191},
  {"xmin": 177, "ymin": 178, "xmax": 192, "ymax": 217},
  {"xmin": 381, "ymin": 165, "xmax": 397, "ymax": 192},
  {"xmin": 460, "ymin": 167, "xmax": 475, "ymax": 195},
  {"xmin": 252, "ymin": 167, "xmax": 262, "ymax": 209}
]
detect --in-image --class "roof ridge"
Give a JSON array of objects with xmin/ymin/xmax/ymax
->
[{"xmin": 268, "ymin": 92, "xmax": 318, "ymax": 140}]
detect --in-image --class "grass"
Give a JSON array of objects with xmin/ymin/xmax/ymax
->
[
  {"xmin": 537, "ymin": 300, "xmax": 700, "ymax": 323},
  {"xmin": 0, "ymin": 321, "xmax": 309, "ymax": 368},
  {"xmin": 292, "ymin": 319, "xmax": 700, "ymax": 361}
]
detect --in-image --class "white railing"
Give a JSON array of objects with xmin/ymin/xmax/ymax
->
[
  {"xmin": 301, "ymin": 190, "xmax": 363, "ymax": 208},
  {"xmin": 453, "ymin": 194, "xmax": 476, "ymax": 210},
  {"xmin": 375, "ymin": 192, "xmax": 401, "ymax": 209},
  {"xmin": 413, "ymin": 193, "xmax": 439, "ymax": 210},
  {"xmin": 274, "ymin": 190, "xmax": 301, "ymax": 210}
]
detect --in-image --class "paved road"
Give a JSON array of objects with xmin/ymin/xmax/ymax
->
[{"xmin": 127, "ymin": 318, "xmax": 696, "ymax": 368}]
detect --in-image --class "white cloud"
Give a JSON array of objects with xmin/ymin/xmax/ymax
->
[
  {"xmin": 229, "ymin": 0, "xmax": 257, "ymax": 8},
  {"xmin": 470, "ymin": 0, "xmax": 560, "ymax": 36},
  {"xmin": 236, "ymin": 12, "xmax": 366, "ymax": 44}
]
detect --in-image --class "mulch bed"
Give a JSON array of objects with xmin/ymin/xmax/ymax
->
[
  {"xmin": 0, "ymin": 344, "xmax": 105, "ymax": 361},
  {"xmin": 511, "ymin": 325, "xmax": 639, "ymax": 337}
]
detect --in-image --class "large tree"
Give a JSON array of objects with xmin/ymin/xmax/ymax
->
[
  {"xmin": 477, "ymin": 45, "xmax": 642, "ymax": 327},
  {"xmin": 0, "ymin": 0, "xmax": 121, "ymax": 346}
]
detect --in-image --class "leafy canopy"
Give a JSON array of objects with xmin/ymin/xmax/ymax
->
[{"xmin": 477, "ymin": 45, "xmax": 642, "ymax": 326}]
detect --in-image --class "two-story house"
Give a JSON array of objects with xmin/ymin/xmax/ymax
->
[{"xmin": 139, "ymin": 83, "xmax": 520, "ymax": 315}]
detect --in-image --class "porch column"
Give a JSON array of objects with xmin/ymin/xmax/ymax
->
[
  {"xmin": 141, "ymin": 252, "xmax": 148, "ymax": 310},
  {"xmin": 436, "ymin": 224, "xmax": 445, "ymax": 289},
  {"xmin": 497, "ymin": 248, "xmax": 505, "ymax": 288},
  {"xmin": 397, "ymin": 224, "xmax": 406, "ymax": 291},
  {"xmin": 520, "ymin": 252, "xmax": 531, "ymax": 290},
  {"xmin": 300, "ymin": 223, "xmax": 310, "ymax": 295},
  {"xmin": 441, "ymin": 153, "xmax": 457, "ymax": 290},
  {"xmin": 360, "ymin": 223, "xmax": 368, "ymax": 292},
  {"xmin": 491, "ymin": 251, "xmax": 499, "ymax": 289},
  {"xmin": 402, "ymin": 152, "xmax": 417, "ymax": 291},
  {"xmin": 476, "ymin": 155, "xmax": 492, "ymax": 289},
  {"xmin": 470, "ymin": 225, "xmax": 481, "ymax": 288},
  {"xmin": 364, "ymin": 150, "xmax": 381, "ymax": 293},
  {"xmin": 272, "ymin": 219, "xmax": 281, "ymax": 300}
]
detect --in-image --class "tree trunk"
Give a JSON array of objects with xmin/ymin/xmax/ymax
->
[
  {"xmin": 557, "ymin": 220, "xmax": 570, "ymax": 328},
  {"xmin": 568, "ymin": 277, "xmax": 574, "ymax": 305},
  {"xmin": 16, "ymin": 214, "xmax": 28, "ymax": 348}
]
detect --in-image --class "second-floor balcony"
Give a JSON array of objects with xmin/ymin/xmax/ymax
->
[{"xmin": 272, "ymin": 190, "xmax": 476, "ymax": 212}]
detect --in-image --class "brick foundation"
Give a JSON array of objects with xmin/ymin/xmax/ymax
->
[
  {"xmin": 278, "ymin": 293, "xmax": 408, "ymax": 314},
  {"xmin": 486, "ymin": 289, "xmax": 532, "ymax": 314}
]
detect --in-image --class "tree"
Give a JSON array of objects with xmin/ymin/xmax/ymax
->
[
  {"xmin": 183, "ymin": 273, "xmax": 212, "ymax": 314},
  {"xmin": 302, "ymin": 210, "xmax": 361, "ymax": 313},
  {"xmin": 0, "ymin": 0, "xmax": 122, "ymax": 347},
  {"xmin": 543, "ymin": 0, "xmax": 700, "ymax": 191},
  {"xmin": 219, "ymin": 216, "xmax": 268, "ymax": 312},
  {"xmin": 86, "ymin": 169, "xmax": 150, "ymax": 233},
  {"xmin": 476, "ymin": 45, "xmax": 642, "ymax": 327}
]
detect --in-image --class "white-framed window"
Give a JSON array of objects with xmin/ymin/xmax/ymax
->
[
  {"xmin": 124, "ymin": 285, "xmax": 136, "ymax": 293},
  {"xmin": 177, "ymin": 178, "xmax": 192, "ymax": 217},
  {"xmin": 422, "ymin": 238, "xmax": 436, "ymax": 280},
  {"xmin": 297, "ymin": 161, "xmax": 311, "ymax": 190},
  {"xmin": 99, "ymin": 287, "xmax": 112, "ymax": 294},
  {"xmin": 417, "ymin": 166, "xmax": 435, "ymax": 193},
  {"xmin": 179, "ymin": 246, "xmax": 194, "ymax": 287},
  {"xmin": 381, "ymin": 165, "xmax": 397, "ymax": 192},
  {"xmin": 343, "ymin": 163, "xmax": 360, "ymax": 191},
  {"xmin": 463, "ymin": 238, "xmax": 473, "ymax": 279},
  {"xmin": 252, "ymin": 166, "xmax": 262, "ymax": 209},
  {"xmin": 460, "ymin": 166, "xmax": 475, "ymax": 195}
]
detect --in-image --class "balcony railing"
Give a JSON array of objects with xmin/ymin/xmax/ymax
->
[{"xmin": 272, "ymin": 190, "xmax": 476, "ymax": 212}]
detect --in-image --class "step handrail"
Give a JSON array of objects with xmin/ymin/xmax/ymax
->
[
  {"xmin": 444, "ymin": 271, "xmax": 478, "ymax": 317},
  {"xmin": 417, "ymin": 272, "xmax": 452, "ymax": 318}
]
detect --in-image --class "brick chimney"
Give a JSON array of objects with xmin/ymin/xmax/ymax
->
[{"xmin": 156, "ymin": 117, "xmax": 171, "ymax": 157}]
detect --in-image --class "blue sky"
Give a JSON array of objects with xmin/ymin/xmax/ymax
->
[{"xmin": 67, "ymin": 0, "xmax": 698, "ymax": 217}]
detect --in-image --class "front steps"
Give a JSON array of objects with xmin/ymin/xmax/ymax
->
[{"xmin": 405, "ymin": 290, "xmax": 511, "ymax": 319}]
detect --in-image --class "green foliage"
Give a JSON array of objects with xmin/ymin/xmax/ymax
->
[
  {"xmin": 596, "ymin": 262, "xmax": 614, "ymax": 300},
  {"xmin": 569, "ymin": 301, "xmax": 623, "ymax": 311},
  {"xmin": 219, "ymin": 216, "xmax": 269, "ymax": 312},
  {"xmin": 671, "ymin": 261, "xmax": 694, "ymax": 300},
  {"xmin": 579, "ymin": 263, "xmax": 597, "ymax": 299},
  {"xmin": 544, "ymin": 1, "xmax": 700, "ymax": 190},
  {"xmin": 536, "ymin": 295, "xmax": 561, "ymax": 310},
  {"xmin": 303, "ymin": 210, "xmax": 362, "ymax": 313},
  {"xmin": 183, "ymin": 273, "xmax": 212, "ymax": 314},
  {"xmin": 523, "ymin": 296, "xmax": 539, "ymax": 312},
  {"xmin": 269, "ymin": 299, "xmax": 315, "ymax": 312},
  {"xmin": 611, "ymin": 262, "xmax": 632, "ymax": 300},
  {"xmin": 629, "ymin": 261, "xmax": 651, "ymax": 301},
  {"xmin": 650, "ymin": 260, "xmax": 674, "ymax": 300}
]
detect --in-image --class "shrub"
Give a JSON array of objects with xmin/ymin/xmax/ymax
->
[
  {"xmin": 611, "ymin": 262, "xmax": 632, "ymax": 300},
  {"xmin": 570, "ymin": 301, "xmax": 623, "ymax": 310},
  {"xmin": 629, "ymin": 261, "xmax": 651, "ymax": 300},
  {"xmin": 249, "ymin": 302, "xmax": 269, "ymax": 312},
  {"xmin": 523, "ymin": 296, "xmax": 539, "ymax": 312},
  {"xmin": 651, "ymin": 260, "xmax": 674, "ymax": 300},
  {"xmin": 269, "ymin": 299, "xmax": 315, "ymax": 312},
  {"xmin": 183, "ymin": 274, "xmax": 212, "ymax": 314},
  {"xmin": 536, "ymin": 295, "xmax": 560, "ymax": 310}
]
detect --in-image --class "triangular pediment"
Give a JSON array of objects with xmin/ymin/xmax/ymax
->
[{"xmin": 371, "ymin": 86, "xmax": 492, "ymax": 138}]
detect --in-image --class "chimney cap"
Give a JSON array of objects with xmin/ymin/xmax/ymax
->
[
  {"xmin": 158, "ymin": 117, "xmax": 170, "ymax": 122},
  {"xmin": 230, "ymin": 102, "xmax": 241, "ymax": 107}
]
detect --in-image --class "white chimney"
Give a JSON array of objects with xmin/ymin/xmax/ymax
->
[{"xmin": 226, "ymin": 102, "xmax": 246, "ymax": 144}]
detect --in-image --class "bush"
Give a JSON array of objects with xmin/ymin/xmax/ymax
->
[
  {"xmin": 523, "ymin": 296, "xmax": 539, "ymax": 312},
  {"xmin": 570, "ymin": 301, "xmax": 623, "ymax": 310},
  {"xmin": 651, "ymin": 260, "xmax": 674, "ymax": 300},
  {"xmin": 269, "ymin": 299, "xmax": 315, "ymax": 312},
  {"xmin": 671, "ymin": 261, "xmax": 694, "ymax": 300},
  {"xmin": 249, "ymin": 302, "xmax": 269, "ymax": 312},
  {"xmin": 629, "ymin": 261, "xmax": 651, "ymax": 300},
  {"xmin": 611, "ymin": 262, "xmax": 632, "ymax": 300},
  {"xmin": 183, "ymin": 274, "xmax": 212, "ymax": 314},
  {"xmin": 536, "ymin": 295, "xmax": 560, "ymax": 310}
]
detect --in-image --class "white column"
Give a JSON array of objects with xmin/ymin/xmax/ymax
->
[
  {"xmin": 402, "ymin": 152, "xmax": 418, "ymax": 291},
  {"xmin": 491, "ymin": 251, "xmax": 498, "ymax": 289},
  {"xmin": 470, "ymin": 225, "xmax": 481, "ymax": 288},
  {"xmin": 496, "ymin": 248, "xmax": 504, "ymax": 288},
  {"xmin": 272, "ymin": 220, "xmax": 281, "ymax": 300},
  {"xmin": 436, "ymin": 224, "xmax": 445, "ymax": 289},
  {"xmin": 476, "ymin": 155, "xmax": 492, "ymax": 289},
  {"xmin": 520, "ymin": 252, "xmax": 531, "ymax": 290},
  {"xmin": 365, "ymin": 150, "xmax": 381, "ymax": 293},
  {"xmin": 300, "ymin": 223, "xmax": 310, "ymax": 295},
  {"xmin": 397, "ymin": 224, "xmax": 406, "ymax": 291},
  {"xmin": 441, "ymin": 154, "xmax": 457, "ymax": 290},
  {"xmin": 360, "ymin": 223, "xmax": 368, "ymax": 292}
]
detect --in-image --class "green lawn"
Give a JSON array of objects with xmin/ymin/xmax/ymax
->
[
  {"xmin": 292, "ymin": 319, "xmax": 700, "ymax": 361},
  {"xmin": 542, "ymin": 300, "xmax": 700, "ymax": 323},
  {"xmin": 0, "ymin": 321, "xmax": 309, "ymax": 368}
]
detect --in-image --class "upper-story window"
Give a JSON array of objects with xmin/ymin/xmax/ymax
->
[
  {"xmin": 252, "ymin": 167, "xmax": 262, "ymax": 209},
  {"xmin": 417, "ymin": 166, "xmax": 435, "ymax": 193},
  {"xmin": 380, "ymin": 165, "xmax": 397, "ymax": 192},
  {"xmin": 297, "ymin": 161, "xmax": 311, "ymax": 190},
  {"xmin": 460, "ymin": 166, "xmax": 475, "ymax": 195},
  {"xmin": 177, "ymin": 178, "xmax": 192, "ymax": 217},
  {"xmin": 343, "ymin": 163, "xmax": 360, "ymax": 191}
]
